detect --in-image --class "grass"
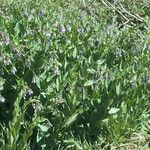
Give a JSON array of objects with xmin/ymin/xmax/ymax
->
[{"xmin": 0, "ymin": 0, "xmax": 150, "ymax": 149}]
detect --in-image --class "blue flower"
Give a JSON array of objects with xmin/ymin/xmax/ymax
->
[
  {"xmin": 24, "ymin": 89, "xmax": 33, "ymax": 99},
  {"xmin": 38, "ymin": 11, "xmax": 45, "ymax": 17},
  {"xmin": 141, "ymin": 74, "xmax": 149, "ymax": 84},
  {"xmin": 28, "ymin": 14, "xmax": 34, "ymax": 21},
  {"xmin": 60, "ymin": 26, "xmax": 66, "ymax": 33}
]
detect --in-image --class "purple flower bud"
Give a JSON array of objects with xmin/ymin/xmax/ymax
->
[
  {"xmin": 2, "ymin": 35, "xmax": 10, "ymax": 45},
  {"xmin": 60, "ymin": 26, "xmax": 66, "ymax": 33},
  {"xmin": 0, "ymin": 32, "xmax": 10, "ymax": 45},
  {"xmin": 95, "ymin": 40, "xmax": 99, "ymax": 48},
  {"xmin": 77, "ymin": 86, "xmax": 83, "ymax": 92},
  {"xmin": 0, "ymin": 71, "xmax": 4, "ymax": 77},
  {"xmin": 131, "ymin": 48, "xmax": 140, "ymax": 55},
  {"xmin": 77, "ymin": 28, "xmax": 84, "ymax": 33},
  {"xmin": 38, "ymin": 11, "xmax": 45, "ymax": 17},
  {"xmin": 141, "ymin": 74, "xmax": 149, "ymax": 84},
  {"xmin": 28, "ymin": 14, "xmax": 34, "ymax": 21}
]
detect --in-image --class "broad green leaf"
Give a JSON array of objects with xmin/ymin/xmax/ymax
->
[
  {"xmin": 14, "ymin": 22, "xmax": 20, "ymax": 35},
  {"xmin": 73, "ymin": 47, "xmax": 77, "ymax": 58},
  {"xmin": 84, "ymin": 80, "xmax": 96, "ymax": 86},
  {"xmin": 97, "ymin": 60, "xmax": 105, "ymax": 65},
  {"xmin": 63, "ymin": 113, "xmax": 78, "ymax": 128},
  {"xmin": 108, "ymin": 107, "xmax": 120, "ymax": 115},
  {"xmin": 87, "ymin": 68, "xmax": 96, "ymax": 74},
  {"xmin": 38, "ymin": 124, "xmax": 49, "ymax": 132}
]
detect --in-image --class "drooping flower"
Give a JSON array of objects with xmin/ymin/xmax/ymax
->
[
  {"xmin": 77, "ymin": 28, "xmax": 84, "ymax": 33},
  {"xmin": 94, "ymin": 40, "xmax": 99, "ymax": 48},
  {"xmin": 1, "ymin": 55, "xmax": 11, "ymax": 66},
  {"xmin": 53, "ymin": 66, "xmax": 60, "ymax": 76},
  {"xmin": 0, "ymin": 95, "xmax": 5, "ymax": 103},
  {"xmin": 3, "ymin": 36, "xmax": 10, "ymax": 45},
  {"xmin": 32, "ymin": 74, "xmax": 38, "ymax": 84},
  {"xmin": 38, "ymin": 10, "xmax": 45, "ymax": 17},
  {"xmin": 114, "ymin": 48, "xmax": 125, "ymax": 58},
  {"xmin": 0, "ymin": 31, "xmax": 9, "ymax": 45},
  {"xmin": 11, "ymin": 66, "xmax": 17, "ymax": 75},
  {"xmin": 141, "ymin": 74, "xmax": 149, "ymax": 84},
  {"xmin": 60, "ymin": 26, "xmax": 66, "ymax": 33},
  {"xmin": 24, "ymin": 89, "xmax": 33, "ymax": 99},
  {"xmin": 32, "ymin": 101, "xmax": 43, "ymax": 112},
  {"xmin": 28, "ymin": 14, "xmax": 34, "ymax": 21}
]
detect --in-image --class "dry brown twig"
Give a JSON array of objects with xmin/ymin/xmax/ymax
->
[
  {"xmin": 118, "ymin": 0, "xmax": 144, "ymax": 22},
  {"xmin": 101, "ymin": 0, "xmax": 130, "ymax": 21},
  {"xmin": 101, "ymin": 0, "xmax": 144, "ymax": 26}
]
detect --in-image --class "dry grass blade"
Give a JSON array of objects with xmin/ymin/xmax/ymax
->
[{"xmin": 101, "ymin": 0, "xmax": 144, "ymax": 25}]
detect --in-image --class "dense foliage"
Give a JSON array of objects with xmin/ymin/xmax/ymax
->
[{"xmin": 0, "ymin": 0, "xmax": 150, "ymax": 149}]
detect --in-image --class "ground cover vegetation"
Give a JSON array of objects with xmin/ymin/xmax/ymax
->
[{"xmin": 0, "ymin": 0, "xmax": 150, "ymax": 149}]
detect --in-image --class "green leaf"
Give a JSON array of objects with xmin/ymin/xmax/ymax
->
[
  {"xmin": 87, "ymin": 68, "xmax": 96, "ymax": 74},
  {"xmin": 56, "ymin": 78, "xmax": 59, "ymax": 91},
  {"xmin": 84, "ymin": 80, "xmax": 96, "ymax": 86},
  {"xmin": 0, "ymin": 77, "xmax": 5, "ymax": 91},
  {"xmin": 63, "ymin": 113, "xmax": 78, "ymax": 128},
  {"xmin": 116, "ymin": 82, "xmax": 121, "ymax": 95},
  {"xmin": 14, "ymin": 22, "xmax": 20, "ymax": 35},
  {"xmin": 108, "ymin": 107, "xmax": 120, "ymax": 115},
  {"xmin": 73, "ymin": 47, "xmax": 77, "ymax": 58},
  {"xmin": 97, "ymin": 60, "xmax": 105, "ymax": 65},
  {"xmin": 38, "ymin": 124, "xmax": 49, "ymax": 132},
  {"xmin": 64, "ymin": 138, "xmax": 83, "ymax": 150}
]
